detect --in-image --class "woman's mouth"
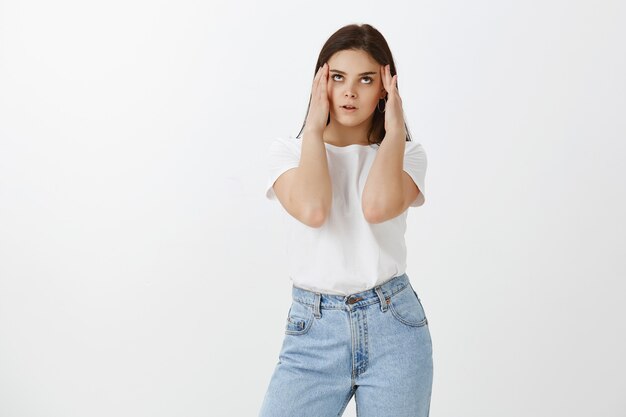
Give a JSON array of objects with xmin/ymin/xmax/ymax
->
[{"xmin": 341, "ymin": 105, "xmax": 357, "ymax": 112}]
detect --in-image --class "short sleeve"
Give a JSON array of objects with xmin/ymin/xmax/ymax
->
[
  {"xmin": 265, "ymin": 137, "xmax": 301, "ymax": 200},
  {"xmin": 403, "ymin": 141, "xmax": 427, "ymax": 207}
]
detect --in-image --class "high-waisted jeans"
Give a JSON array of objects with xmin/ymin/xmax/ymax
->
[{"xmin": 258, "ymin": 273, "xmax": 433, "ymax": 417}]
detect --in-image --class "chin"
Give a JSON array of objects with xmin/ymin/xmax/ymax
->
[{"xmin": 335, "ymin": 114, "xmax": 367, "ymax": 127}]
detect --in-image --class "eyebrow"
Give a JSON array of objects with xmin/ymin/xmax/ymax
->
[{"xmin": 329, "ymin": 69, "xmax": 377, "ymax": 76}]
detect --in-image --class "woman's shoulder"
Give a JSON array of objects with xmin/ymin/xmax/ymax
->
[
  {"xmin": 405, "ymin": 139, "xmax": 424, "ymax": 148},
  {"xmin": 404, "ymin": 140, "xmax": 426, "ymax": 155}
]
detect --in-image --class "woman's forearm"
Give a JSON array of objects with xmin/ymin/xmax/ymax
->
[{"xmin": 292, "ymin": 129, "xmax": 333, "ymax": 224}]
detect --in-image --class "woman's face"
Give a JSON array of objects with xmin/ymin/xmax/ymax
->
[{"xmin": 326, "ymin": 49, "xmax": 386, "ymax": 128}]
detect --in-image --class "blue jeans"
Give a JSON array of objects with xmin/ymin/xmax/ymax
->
[{"xmin": 258, "ymin": 273, "xmax": 433, "ymax": 417}]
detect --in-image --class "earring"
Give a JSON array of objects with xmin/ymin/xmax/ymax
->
[{"xmin": 377, "ymin": 98, "xmax": 386, "ymax": 113}]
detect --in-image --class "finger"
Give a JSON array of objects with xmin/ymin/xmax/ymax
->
[
  {"xmin": 321, "ymin": 62, "xmax": 327, "ymax": 89},
  {"xmin": 316, "ymin": 63, "xmax": 326, "ymax": 99},
  {"xmin": 313, "ymin": 64, "xmax": 324, "ymax": 98},
  {"xmin": 313, "ymin": 65, "xmax": 322, "ymax": 84},
  {"xmin": 312, "ymin": 64, "xmax": 323, "ymax": 91},
  {"xmin": 313, "ymin": 65, "xmax": 320, "ymax": 94}
]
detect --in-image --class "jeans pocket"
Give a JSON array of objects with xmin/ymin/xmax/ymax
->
[
  {"xmin": 285, "ymin": 300, "xmax": 314, "ymax": 335},
  {"xmin": 388, "ymin": 284, "xmax": 428, "ymax": 327}
]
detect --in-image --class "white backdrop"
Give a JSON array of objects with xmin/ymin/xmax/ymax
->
[{"xmin": 1, "ymin": 1, "xmax": 624, "ymax": 416}]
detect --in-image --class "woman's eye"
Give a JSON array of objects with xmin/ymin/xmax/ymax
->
[{"xmin": 331, "ymin": 74, "xmax": 373, "ymax": 84}]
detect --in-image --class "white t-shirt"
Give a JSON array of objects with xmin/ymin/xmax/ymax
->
[{"xmin": 265, "ymin": 135, "xmax": 427, "ymax": 296}]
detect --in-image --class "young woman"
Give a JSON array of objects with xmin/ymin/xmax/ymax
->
[{"xmin": 259, "ymin": 23, "xmax": 432, "ymax": 417}]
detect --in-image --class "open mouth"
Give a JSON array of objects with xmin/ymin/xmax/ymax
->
[{"xmin": 341, "ymin": 105, "xmax": 357, "ymax": 110}]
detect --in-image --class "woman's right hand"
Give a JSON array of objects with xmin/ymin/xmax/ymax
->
[{"xmin": 304, "ymin": 62, "xmax": 330, "ymax": 135}]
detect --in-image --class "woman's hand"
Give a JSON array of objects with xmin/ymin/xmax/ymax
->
[
  {"xmin": 304, "ymin": 63, "xmax": 330, "ymax": 135},
  {"xmin": 380, "ymin": 64, "xmax": 407, "ymax": 138}
]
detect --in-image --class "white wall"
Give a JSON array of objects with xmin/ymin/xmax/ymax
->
[{"xmin": 1, "ymin": 1, "xmax": 624, "ymax": 416}]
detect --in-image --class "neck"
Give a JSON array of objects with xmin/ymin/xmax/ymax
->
[{"xmin": 322, "ymin": 118, "xmax": 373, "ymax": 146}]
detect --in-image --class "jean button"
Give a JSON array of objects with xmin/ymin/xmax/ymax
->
[{"xmin": 346, "ymin": 296, "xmax": 362, "ymax": 305}]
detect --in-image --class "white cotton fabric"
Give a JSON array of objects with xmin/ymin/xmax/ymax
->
[{"xmin": 265, "ymin": 135, "xmax": 427, "ymax": 296}]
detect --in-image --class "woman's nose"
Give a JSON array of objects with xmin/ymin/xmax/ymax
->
[{"xmin": 344, "ymin": 91, "xmax": 356, "ymax": 98}]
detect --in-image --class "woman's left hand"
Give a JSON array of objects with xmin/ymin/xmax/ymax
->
[{"xmin": 380, "ymin": 64, "xmax": 407, "ymax": 138}]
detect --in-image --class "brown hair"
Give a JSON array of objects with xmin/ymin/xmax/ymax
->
[{"xmin": 296, "ymin": 23, "xmax": 412, "ymax": 145}]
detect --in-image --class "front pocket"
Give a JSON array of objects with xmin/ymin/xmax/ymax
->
[
  {"xmin": 388, "ymin": 285, "xmax": 428, "ymax": 327},
  {"xmin": 285, "ymin": 301, "xmax": 314, "ymax": 335}
]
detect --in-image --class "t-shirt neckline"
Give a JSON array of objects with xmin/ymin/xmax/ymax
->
[{"xmin": 323, "ymin": 142, "xmax": 379, "ymax": 151}]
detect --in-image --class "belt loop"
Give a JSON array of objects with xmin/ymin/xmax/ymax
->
[
  {"xmin": 374, "ymin": 286, "xmax": 388, "ymax": 312},
  {"xmin": 313, "ymin": 293, "xmax": 321, "ymax": 318}
]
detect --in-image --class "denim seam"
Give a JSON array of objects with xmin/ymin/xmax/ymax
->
[
  {"xmin": 285, "ymin": 306, "xmax": 315, "ymax": 335},
  {"xmin": 360, "ymin": 309, "xmax": 369, "ymax": 375},
  {"xmin": 292, "ymin": 282, "xmax": 411, "ymax": 309},
  {"xmin": 337, "ymin": 385, "xmax": 356, "ymax": 416},
  {"xmin": 350, "ymin": 312, "xmax": 356, "ymax": 380},
  {"xmin": 388, "ymin": 285, "xmax": 428, "ymax": 327}
]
